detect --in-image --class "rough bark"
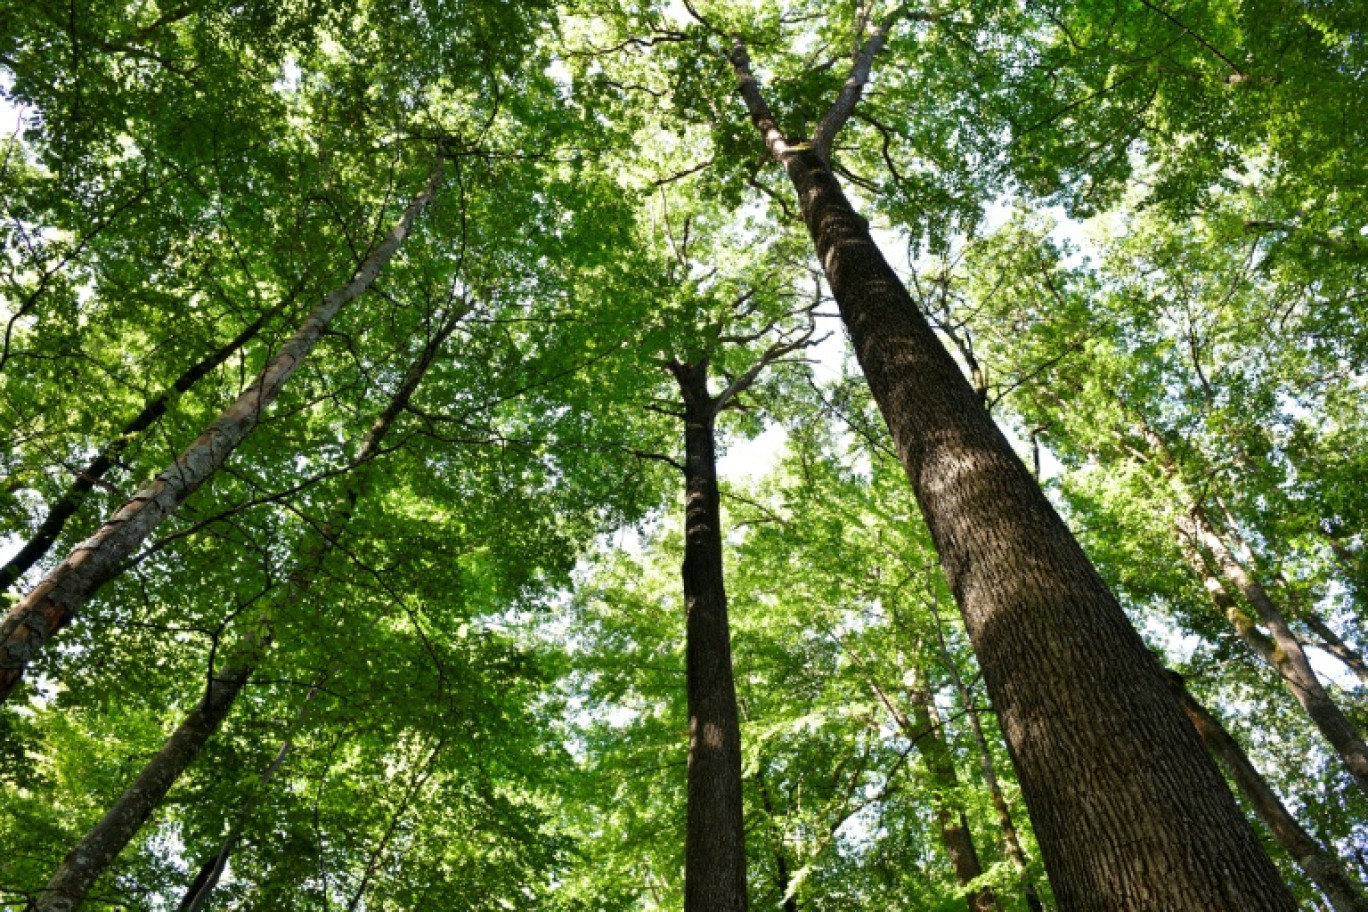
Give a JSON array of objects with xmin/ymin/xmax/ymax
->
[
  {"xmin": 1181, "ymin": 505, "xmax": 1368, "ymax": 797},
  {"xmin": 1168, "ymin": 672, "xmax": 1368, "ymax": 912},
  {"xmin": 29, "ymin": 307, "xmax": 461, "ymax": 912},
  {"xmin": 0, "ymin": 295, "xmax": 290, "ymax": 596},
  {"xmin": 727, "ymin": 40, "xmax": 1295, "ymax": 910},
  {"xmin": 671, "ymin": 360, "xmax": 749, "ymax": 912},
  {"xmin": 0, "ymin": 158, "xmax": 443, "ymax": 703}
]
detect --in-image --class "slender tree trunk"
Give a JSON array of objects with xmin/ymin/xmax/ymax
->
[
  {"xmin": 931, "ymin": 614, "xmax": 1044, "ymax": 912},
  {"xmin": 1180, "ymin": 505, "xmax": 1368, "ymax": 797},
  {"xmin": 343, "ymin": 738, "xmax": 443, "ymax": 912},
  {"xmin": 907, "ymin": 683, "xmax": 1001, "ymax": 912},
  {"xmin": 30, "ymin": 309, "xmax": 460, "ymax": 912},
  {"xmin": 0, "ymin": 295, "xmax": 291, "ymax": 596},
  {"xmin": 177, "ymin": 687, "xmax": 314, "ymax": 912},
  {"xmin": 725, "ymin": 43, "xmax": 1294, "ymax": 904},
  {"xmin": 35, "ymin": 655, "xmax": 259, "ymax": 912},
  {"xmin": 870, "ymin": 671, "xmax": 999, "ymax": 912},
  {"xmin": 1301, "ymin": 613, "xmax": 1368, "ymax": 687},
  {"xmin": 754, "ymin": 765, "xmax": 799, "ymax": 912},
  {"xmin": 671, "ymin": 360, "xmax": 748, "ymax": 912},
  {"xmin": 0, "ymin": 158, "xmax": 443, "ymax": 703},
  {"xmin": 1167, "ymin": 672, "xmax": 1368, "ymax": 912}
]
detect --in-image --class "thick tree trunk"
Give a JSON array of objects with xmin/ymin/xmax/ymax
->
[
  {"xmin": 672, "ymin": 360, "xmax": 748, "ymax": 912},
  {"xmin": 1168, "ymin": 672, "xmax": 1368, "ymax": 912},
  {"xmin": 904, "ymin": 680, "xmax": 1001, "ymax": 912},
  {"xmin": 0, "ymin": 296, "xmax": 289, "ymax": 596},
  {"xmin": 0, "ymin": 159, "xmax": 442, "ymax": 703},
  {"xmin": 1181, "ymin": 505, "xmax": 1368, "ymax": 797},
  {"xmin": 29, "ymin": 310, "xmax": 459, "ymax": 912},
  {"xmin": 767, "ymin": 145, "xmax": 1293, "ymax": 908}
]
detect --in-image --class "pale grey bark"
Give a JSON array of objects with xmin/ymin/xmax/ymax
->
[{"xmin": 0, "ymin": 159, "xmax": 444, "ymax": 703}]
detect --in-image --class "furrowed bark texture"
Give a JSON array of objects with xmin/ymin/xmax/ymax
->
[
  {"xmin": 673, "ymin": 361, "xmax": 749, "ymax": 912},
  {"xmin": 35, "ymin": 658, "xmax": 256, "ymax": 912},
  {"xmin": 1182, "ymin": 505, "xmax": 1368, "ymax": 797},
  {"xmin": 31, "ymin": 310, "xmax": 459, "ymax": 912},
  {"xmin": 1169, "ymin": 672, "xmax": 1368, "ymax": 912},
  {"xmin": 905, "ymin": 682, "xmax": 1001, "ymax": 912},
  {"xmin": 0, "ymin": 160, "xmax": 442, "ymax": 703},
  {"xmin": 0, "ymin": 298, "xmax": 286, "ymax": 596},
  {"xmin": 765, "ymin": 141, "xmax": 1294, "ymax": 908}
]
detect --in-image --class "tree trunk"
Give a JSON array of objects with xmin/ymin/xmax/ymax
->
[
  {"xmin": 754, "ymin": 764, "xmax": 799, "ymax": 912},
  {"xmin": 1168, "ymin": 672, "xmax": 1368, "ymax": 912},
  {"xmin": 931, "ymin": 616, "xmax": 1044, "ymax": 912},
  {"xmin": 1301, "ymin": 612, "xmax": 1368, "ymax": 687},
  {"xmin": 35, "ymin": 655, "xmax": 258, "ymax": 912},
  {"xmin": 904, "ymin": 679, "xmax": 1002, "ymax": 912},
  {"xmin": 29, "ymin": 308, "xmax": 460, "ymax": 912},
  {"xmin": 765, "ymin": 142, "xmax": 1293, "ymax": 908},
  {"xmin": 0, "ymin": 294, "xmax": 290, "ymax": 596},
  {"xmin": 0, "ymin": 158, "xmax": 443, "ymax": 703},
  {"xmin": 672, "ymin": 360, "xmax": 748, "ymax": 912},
  {"xmin": 176, "ymin": 688, "xmax": 311, "ymax": 912},
  {"xmin": 1181, "ymin": 504, "xmax": 1368, "ymax": 797}
]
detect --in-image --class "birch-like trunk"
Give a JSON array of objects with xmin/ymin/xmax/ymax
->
[
  {"xmin": 0, "ymin": 295, "xmax": 289, "ymax": 595},
  {"xmin": 31, "ymin": 304, "xmax": 460, "ymax": 912},
  {"xmin": 0, "ymin": 158, "xmax": 443, "ymax": 703}
]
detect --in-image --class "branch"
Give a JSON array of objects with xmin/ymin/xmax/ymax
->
[
  {"xmin": 810, "ymin": 5, "xmax": 937, "ymax": 161},
  {"xmin": 727, "ymin": 40, "xmax": 795, "ymax": 163},
  {"xmin": 713, "ymin": 311, "xmax": 819, "ymax": 414}
]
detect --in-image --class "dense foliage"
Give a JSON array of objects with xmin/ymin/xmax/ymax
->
[{"xmin": 1, "ymin": 0, "xmax": 1365, "ymax": 909}]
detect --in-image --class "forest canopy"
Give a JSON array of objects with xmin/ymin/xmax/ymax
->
[{"xmin": 1, "ymin": 0, "xmax": 1366, "ymax": 910}]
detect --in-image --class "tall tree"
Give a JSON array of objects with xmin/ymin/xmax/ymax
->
[
  {"xmin": 0, "ymin": 153, "xmax": 443, "ymax": 702},
  {"xmin": 701, "ymin": 9, "xmax": 1296, "ymax": 907},
  {"xmin": 30, "ymin": 300, "xmax": 464, "ymax": 912}
]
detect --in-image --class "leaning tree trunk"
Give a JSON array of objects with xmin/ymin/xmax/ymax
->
[
  {"xmin": 34, "ymin": 654, "xmax": 259, "ymax": 912},
  {"xmin": 0, "ymin": 293, "xmax": 291, "ymax": 596},
  {"xmin": 0, "ymin": 157, "xmax": 443, "ymax": 703},
  {"xmin": 1301, "ymin": 612, "xmax": 1368, "ymax": 687},
  {"xmin": 1179, "ymin": 505, "xmax": 1368, "ymax": 798},
  {"xmin": 870, "ymin": 672, "xmax": 999, "ymax": 912},
  {"xmin": 770, "ymin": 146, "xmax": 1292, "ymax": 912},
  {"xmin": 724, "ymin": 38, "xmax": 1295, "ymax": 905},
  {"xmin": 30, "ymin": 309, "xmax": 460, "ymax": 912},
  {"xmin": 672, "ymin": 360, "xmax": 748, "ymax": 912},
  {"xmin": 1168, "ymin": 671, "xmax": 1368, "ymax": 912}
]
